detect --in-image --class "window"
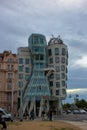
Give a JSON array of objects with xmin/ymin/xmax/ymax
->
[
  {"xmin": 35, "ymin": 55, "xmax": 39, "ymax": 60},
  {"xmin": 50, "ymin": 73, "xmax": 54, "ymax": 79},
  {"xmin": 62, "ymin": 89, "xmax": 66, "ymax": 95},
  {"xmin": 40, "ymin": 55, "xmax": 44, "ymax": 60},
  {"xmin": 8, "ymin": 73, "xmax": 13, "ymax": 78},
  {"xmin": 49, "ymin": 58, "xmax": 53, "ymax": 64},
  {"xmin": 25, "ymin": 75, "xmax": 30, "ymax": 81},
  {"xmin": 62, "ymin": 48, "xmax": 66, "ymax": 55},
  {"xmin": 19, "ymin": 66, "xmax": 23, "ymax": 72},
  {"xmin": 7, "ymin": 65, "xmax": 10, "ymax": 70},
  {"xmin": 0, "ymin": 57, "xmax": 2, "ymax": 61},
  {"xmin": 0, "ymin": 64, "xmax": 1, "ymax": 69},
  {"xmin": 62, "ymin": 80, "xmax": 65, "ymax": 86},
  {"xmin": 19, "ymin": 58, "xmax": 23, "ymax": 64},
  {"xmin": 48, "ymin": 49, "xmax": 52, "ymax": 56},
  {"xmin": 56, "ymin": 90, "xmax": 59, "ymax": 95},
  {"xmin": 50, "ymin": 89, "xmax": 53, "ymax": 95},
  {"xmin": 40, "ymin": 38, "xmax": 44, "ymax": 44},
  {"xmin": 55, "ymin": 57, "xmax": 60, "ymax": 63},
  {"xmin": 19, "ymin": 81, "xmax": 23, "ymax": 88},
  {"xmin": 55, "ymin": 48, "xmax": 59, "ymax": 55},
  {"xmin": 25, "ymin": 67, "xmax": 30, "ymax": 73},
  {"xmin": 56, "ymin": 82, "xmax": 60, "ymax": 88},
  {"xmin": 7, "ymin": 93, "xmax": 11, "ymax": 100},
  {"xmin": 19, "ymin": 74, "xmax": 23, "ymax": 79},
  {"xmin": 56, "ymin": 74, "xmax": 60, "ymax": 80},
  {"xmin": 50, "ymin": 81, "xmax": 53, "ymax": 87},
  {"xmin": 61, "ymin": 57, "xmax": 65, "ymax": 63},
  {"xmin": 11, "ymin": 65, "xmax": 14, "ymax": 70},
  {"xmin": 61, "ymin": 65, "xmax": 65, "ymax": 71},
  {"xmin": 7, "ymin": 65, "xmax": 14, "ymax": 70},
  {"xmin": 34, "ymin": 47, "xmax": 39, "ymax": 52},
  {"xmin": 34, "ymin": 36, "xmax": 39, "ymax": 44},
  {"xmin": 40, "ymin": 63, "xmax": 44, "ymax": 68},
  {"xmin": 25, "ymin": 58, "xmax": 29, "ymax": 64},
  {"xmin": 7, "ymin": 82, "xmax": 12, "ymax": 89},
  {"xmin": 39, "ymin": 47, "xmax": 44, "ymax": 52},
  {"xmin": 61, "ymin": 73, "xmax": 65, "ymax": 79},
  {"xmin": 56, "ymin": 66, "xmax": 60, "ymax": 72},
  {"xmin": 8, "ymin": 58, "xmax": 14, "ymax": 62}
]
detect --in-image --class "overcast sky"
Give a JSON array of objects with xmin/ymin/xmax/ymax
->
[{"xmin": 0, "ymin": 0, "xmax": 87, "ymax": 101}]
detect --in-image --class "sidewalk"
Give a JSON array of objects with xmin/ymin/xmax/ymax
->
[{"xmin": 64, "ymin": 120, "xmax": 87, "ymax": 130}]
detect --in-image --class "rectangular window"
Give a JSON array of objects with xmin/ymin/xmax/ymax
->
[
  {"xmin": 25, "ymin": 58, "xmax": 29, "ymax": 64},
  {"xmin": 19, "ymin": 81, "xmax": 23, "ymax": 88},
  {"xmin": 19, "ymin": 74, "xmax": 23, "ymax": 79},
  {"xmin": 61, "ymin": 65, "xmax": 65, "ymax": 71},
  {"xmin": 61, "ymin": 73, "xmax": 65, "ymax": 79},
  {"xmin": 34, "ymin": 36, "xmax": 39, "ymax": 44},
  {"xmin": 55, "ymin": 48, "xmax": 59, "ymax": 55},
  {"xmin": 25, "ymin": 67, "xmax": 30, "ymax": 73},
  {"xmin": 8, "ymin": 58, "xmax": 14, "ymax": 62},
  {"xmin": 49, "ymin": 58, "xmax": 53, "ymax": 64},
  {"xmin": 50, "ymin": 73, "xmax": 54, "ymax": 79},
  {"xmin": 25, "ymin": 75, "xmax": 30, "ymax": 81},
  {"xmin": 39, "ymin": 47, "xmax": 44, "ymax": 52},
  {"xmin": 56, "ymin": 66, "xmax": 60, "ymax": 72},
  {"xmin": 8, "ymin": 73, "xmax": 13, "ymax": 78},
  {"xmin": 56, "ymin": 90, "xmax": 59, "ymax": 95},
  {"xmin": 56, "ymin": 74, "xmax": 60, "ymax": 80},
  {"xmin": 61, "ymin": 57, "xmax": 65, "ymax": 63},
  {"xmin": 19, "ymin": 58, "xmax": 23, "ymax": 64},
  {"xmin": 48, "ymin": 49, "xmax": 52, "ymax": 56},
  {"xmin": 40, "ymin": 55, "xmax": 44, "ymax": 60},
  {"xmin": 56, "ymin": 82, "xmax": 60, "ymax": 88},
  {"xmin": 50, "ymin": 81, "xmax": 53, "ymax": 87},
  {"xmin": 40, "ymin": 38, "xmax": 44, "ymax": 44},
  {"xmin": 19, "ymin": 66, "xmax": 23, "ymax": 72},
  {"xmin": 7, "ymin": 82, "xmax": 12, "ymax": 89},
  {"xmin": 35, "ymin": 55, "xmax": 39, "ymax": 60},
  {"xmin": 55, "ymin": 57, "xmax": 60, "ymax": 63},
  {"xmin": 62, "ymin": 80, "xmax": 65, "ymax": 86},
  {"xmin": 62, "ymin": 89, "xmax": 66, "ymax": 95},
  {"xmin": 62, "ymin": 48, "xmax": 66, "ymax": 55}
]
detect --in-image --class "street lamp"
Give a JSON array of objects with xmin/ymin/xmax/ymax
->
[
  {"xmin": 11, "ymin": 80, "xmax": 14, "ymax": 114},
  {"xmin": 19, "ymin": 64, "xmax": 24, "ymax": 121}
]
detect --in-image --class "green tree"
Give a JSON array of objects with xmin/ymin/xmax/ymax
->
[{"xmin": 76, "ymin": 99, "xmax": 87, "ymax": 108}]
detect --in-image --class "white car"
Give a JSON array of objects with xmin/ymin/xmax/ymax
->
[
  {"xmin": 79, "ymin": 109, "xmax": 87, "ymax": 114},
  {"xmin": 0, "ymin": 108, "xmax": 13, "ymax": 121}
]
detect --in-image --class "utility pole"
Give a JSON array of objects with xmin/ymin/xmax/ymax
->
[
  {"xmin": 11, "ymin": 80, "xmax": 14, "ymax": 114},
  {"xmin": 20, "ymin": 64, "xmax": 24, "ymax": 121}
]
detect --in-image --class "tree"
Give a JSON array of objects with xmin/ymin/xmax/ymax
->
[{"xmin": 76, "ymin": 99, "xmax": 87, "ymax": 108}]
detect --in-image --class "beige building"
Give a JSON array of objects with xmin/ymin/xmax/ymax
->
[
  {"xmin": 17, "ymin": 47, "xmax": 32, "ymax": 110},
  {"xmin": 47, "ymin": 37, "xmax": 68, "ymax": 113},
  {"xmin": 0, "ymin": 51, "xmax": 18, "ymax": 114}
]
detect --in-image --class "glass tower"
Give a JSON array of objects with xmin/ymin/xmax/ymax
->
[{"xmin": 22, "ymin": 34, "xmax": 50, "ymax": 116}]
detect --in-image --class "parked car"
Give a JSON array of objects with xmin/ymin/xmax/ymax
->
[
  {"xmin": 66, "ymin": 109, "xmax": 72, "ymax": 114},
  {"xmin": 73, "ymin": 109, "xmax": 80, "ymax": 114},
  {"xmin": 79, "ymin": 109, "xmax": 87, "ymax": 114},
  {"xmin": 0, "ymin": 108, "xmax": 13, "ymax": 121}
]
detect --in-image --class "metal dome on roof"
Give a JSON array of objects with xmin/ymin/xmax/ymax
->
[{"xmin": 48, "ymin": 35, "xmax": 63, "ymax": 45}]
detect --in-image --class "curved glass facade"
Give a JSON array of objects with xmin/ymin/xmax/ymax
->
[{"xmin": 23, "ymin": 34, "xmax": 50, "ymax": 101}]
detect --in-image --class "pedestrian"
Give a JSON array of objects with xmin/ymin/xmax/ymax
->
[
  {"xmin": 41, "ymin": 110, "xmax": 45, "ymax": 120},
  {"xmin": 48, "ymin": 109, "xmax": 53, "ymax": 121},
  {"xmin": 0, "ymin": 111, "xmax": 7, "ymax": 130},
  {"xmin": 30, "ymin": 110, "xmax": 34, "ymax": 120}
]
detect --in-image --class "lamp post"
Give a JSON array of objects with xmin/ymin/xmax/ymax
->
[
  {"xmin": 20, "ymin": 85, "xmax": 23, "ymax": 121},
  {"xmin": 11, "ymin": 80, "xmax": 14, "ymax": 114},
  {"xmin": 20, "ymin": 64, "xmax": 24, "ymax": 121}
]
